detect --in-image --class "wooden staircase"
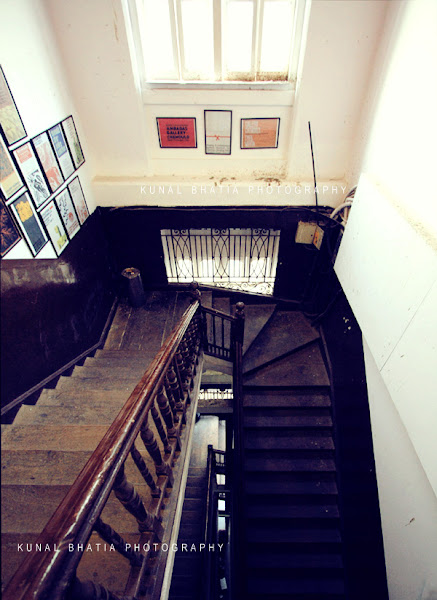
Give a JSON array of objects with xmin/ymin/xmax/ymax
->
[
  {"xmin": 1, "ymin": 290, "xmax": 202, "ymax": 598},
  {"xmin": 239, "ymin": 307, "xmax": 345, "ymax": 599}
]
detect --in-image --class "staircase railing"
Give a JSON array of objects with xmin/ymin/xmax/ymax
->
[
  {"xmin": 3, "ymin": 294, "xmax": 204, "ymax": 600},
  {"xmin": 203, "ymin": 446, "xmax": 231, "ymax": 600}
]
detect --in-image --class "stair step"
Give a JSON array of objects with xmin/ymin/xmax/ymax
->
[
  {"xmin": 57, "ymin": 375, "xmax": 139, "ymax": 390},
  {"xmin": 182, "ymin": 498, "xmax": 203, "ymax": 511},
  {"xmin": 246, "ymin": 551, "xmax": 344, "ymax": 570},
  {"xmin": 243, "ymin": 345, "xmax": 330, "ymax": 387},
  {"xmin": 243, "ymin": 390, "xmax": 331, "ymax": 408},
  {"xmin": 1, "ymin": 450, "xmax": 156, "ymax": 486},
  {"xmin": 36, "ymin": 389, "xmax": 129, "ymax": 407},
  {"xmin": 244, "ymin": 456, "xmax": 336, "ymax": 472},
  {"xmin": 13, "ymin": 403, "xmax": 126, "ymax": 425},
  {"xmin": 246, "ymin": 526, "xmax": 342, "ymax": 544},
  {"xmin": 1, "ymin": 483, "xmax": 152, "ymax": 534},
  {"xmin": 246, "ymin": 504, "xmax": 339, "ymax": 519},
  {"xmin": 243, "ymin": 311, "xmax": 320, "ymax": 374},
  {"xmin": 242, "ymin": 303, "xmax": 277, "ymax": 355},
  {"xmin": 245, "ymin": 471, "xmax": 338, "ymax": 496},
  {"xmin": 244, "ymin": 415, "xmax": 333, "ymax": 428},
  {"xmin": 71, "ymin": 365, "xmax": 147, "ymax": 379},
  {"xmin": 245, "ymin": 432, "xmax": 334, "ymax": 451},
  {"xmin": 212, "ymin": 296, "xmax": 231, "ymax": 315},
  {"xmin": 246, "ymin": 575, "xmax": 345, "ymax": 596},
  {"xmin": 177, "ymin": 523, "xmax": 204, "ymax": 542},
  {"xmin": 1, "ymin": 425, "xmax": 109, "ymax": 451}
]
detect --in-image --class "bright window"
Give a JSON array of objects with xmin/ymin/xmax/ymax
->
[{"xmin": 128, "ymin": 0, "xmax": 308, "ymax": 86}]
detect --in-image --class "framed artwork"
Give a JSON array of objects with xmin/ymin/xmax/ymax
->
[
  {"xmin": 48, "ymin": 123, "xmax": 75, "ymax": 180},
  {"xmin": 204, "ymin": 110, "xmax": 232, "ymax": 155},
  {"xmin": 9, "ymin": 191, "xmax": 48, "ymax": 256},
  {"xmin": 62, "ymin": 116, "xmax": 84, "ymax": 169},
  {"xmin": 68, "ymin": 177, "xmax": 89, "ymax": 225},
  {"xmin": 0, "ymin": 66, "xmax": 27, "ymax": 146},
  {"xmin": 240, "ymin": 118, "xmax": 280, "ymax": 149},
  {"xmin": 55, "ymin": 188, "xmax": 80, "ymax": 239},
  {"xmin": 13, "ymin": 141, "xmax": 50, "ymax": 208},
  {"xmin": 39, "ymin": 199, "xmax": 69, "ymax": 256},
  {"xmin": 156, "ymin": 117, "xmax": 197, "ymax": 148},
  {"xmin": 32, "ymin": 132, "xmax": 64, "ymax": 193},
  {"xmin": 1, "ymin": 199, "xmax": 21, "ymax": 257},
  {"xmin": 0, "ymin": 134, "xmax": 24, "ymax": 200}
]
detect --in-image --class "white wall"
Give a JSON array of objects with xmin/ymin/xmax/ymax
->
[
  {"xmin": 44, "ymin": 0, "xmax": 387, "ymax": 207},
  {"xmin": 363, "ymin": 340, "xmax": 437, "ymax": 600},
  {"xmin": 335, "ymin": 1, "xmax": 437, "ymax": 598},
  {"xmin": 1, "ymin": 0, "xmax": 95, "ymax": 259}
]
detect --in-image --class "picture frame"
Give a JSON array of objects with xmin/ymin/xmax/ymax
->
[
  {"xmin": 48, "ymin": 123, "xmax": 75, "ymax": 180},
  {"xmin": 68, "ymin": 177, "xmax": 89, "ymax": 225},
  {"xmin": 61, "ymin": 115, "xmax": 85, "ymax": 169},
  {"xmin": 156, "ymin": 117, "xmax": 197, "ymax": 149},
  {"xmin": 0, "ymin": 65, "xmax": 27, "ymax": 146},
  {"xmin": 54, "ymin": 188, "xmax": 80, "ymax": 240},
  {"xmin": 204, "ymin": 110, "xmax": 232, "ymax": 155},
  {"xmin": 32, "ymin": 131, "xmax": 64, "ymax": 194},
  {"xmin": 12, "ymin": 141, "xmax": 50, "ymax": 208},
  {"xmin": 0, "ymin": 134, "xmax": 24, "ymax": 200},
  {"xmin": 9, "ymin": 191, "xmax": 48, "ymax": 256},
  {"xmin": 0, "ymin": 199, "xmax": 21, "ymax": 257},
  {"xmin": 240, "ymin": 118, "xmax": 280, "ymax": 149},
  {"xmin": 39, "ymin": 199, "xmax": 69, "ymax": 256}
]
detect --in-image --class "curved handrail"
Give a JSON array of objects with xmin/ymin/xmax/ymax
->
[{"xmin": 3, "ymin": 299, "xmax": 200, "ymax": 600}]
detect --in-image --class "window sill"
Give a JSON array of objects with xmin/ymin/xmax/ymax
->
[{"xmin": 142, "ymin": 83, "xmax": 295, "ymax": 107}]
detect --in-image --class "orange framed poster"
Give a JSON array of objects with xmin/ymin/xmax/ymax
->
[
  {"xmin": 240, "ymin": 118, "xmax": 280, "ymax": 149},
  {"xmin": 157, "ymin": 118, "xmax": 197, "ymax": 148}
]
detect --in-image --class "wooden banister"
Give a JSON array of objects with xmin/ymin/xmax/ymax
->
[{"xmin": 3, "ymin": 299, "xmax": 201, "ymax": 600}]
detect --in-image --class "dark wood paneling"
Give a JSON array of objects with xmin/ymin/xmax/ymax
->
[{"xmin": 1, "ymin": 210, "xmax": 116, "ymax": 409}]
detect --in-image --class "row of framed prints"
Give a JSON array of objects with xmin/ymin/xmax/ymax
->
[
  {"xmin": 0, "ymin": 64, "xmax": 89, "ymax": 258},
  {"xmin": 157, "ymin": 114, "xmax": 280, "ymax": 153},
  {"xmin": 1, "ymin": 177, "xmax": 89, "ymax": 258}
]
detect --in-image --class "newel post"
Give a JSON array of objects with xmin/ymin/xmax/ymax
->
[
  {"xmin": 189, "ymin": 281, "xmax": 201, "ymax": 303},
  {"xmin": 234, "ymin": 302, "xmax": 245, "ymax": 346}
]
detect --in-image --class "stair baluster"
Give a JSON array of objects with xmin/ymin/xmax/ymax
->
[
  {"xmin": 93, "ymin": 517, "xmax": 144, "ymax": 566},
  {"xmin": 150, "ymin": 401, "xmax": 172, "ymax": 454},
  {"xmin": 156, "ymin": 385, "xmax": 177, "ymax": 437},
  {"xmin": 130, "ymin": 443, "xmax": 161, "ymax": 497},
  {"xmin": 140, "ymin": 418, "xmax": 173, "ymax": 483}
]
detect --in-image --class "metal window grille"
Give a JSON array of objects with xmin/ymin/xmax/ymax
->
[
  {"xmin": 198, "ymin": 388, "xmax": 234, "ymax": 402},
  {"xmin": 161, "ymin": 227, "xmax": 280, "ymax": 295}
]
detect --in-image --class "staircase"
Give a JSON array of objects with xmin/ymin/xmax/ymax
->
[
  {"xmin": 1, "ymin": 290, "xmax": 200, "ymax": 597},
  {"xmin": 239, "ymin": 308, "xmax": 344, "ymax": 598},
  {"xmin": 1, "ymin": 287, "xmax": 386, "ymax": 600}
]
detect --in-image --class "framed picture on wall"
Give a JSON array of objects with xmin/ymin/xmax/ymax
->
[
  {"xmin": 68, "ymin": 177, "xmax": 89, "ymax": 225},
  {"xmin": 12, "ymin": 141, "xmax": 51, "ymax": 208},
  {"xmin": 62, "ymin": 116, "xmax": 85, "ymax": 169},
  {"xmin": 204, "ymin": 110, "xmax": 232, "ymax": 155},
  {"xmin": 32, "ymin": 132, "xmax": 64, "ymax": 194},
  {"xmin": 156, "ymin": 117, "xmax": 197, "ymax": 148},
  {"xmin": 55, "ymin": 188, "xmax": 80, "ymax": 239},
  {"xmin": 0, "ymin": 134, "xmax": 24, "ymax": 200},
  {"xmin": 9, "ymin": 191, "xmax": 48, "ymax": 256},
  {"xmin": 0, "ymin": 65, "xmax": 27, "ymax": 146},
  {"xmin": 0, "ymin": 199, "xmax": 21, "ymax": 257},
  {"xmin": 240, "ymin": 118, "xmax": 280, "ymax": 149},
  {"xmin": 48, "ymin": 123, "xmax": 75, "ymax": 180},
  {"xmin": 39, "ymin": 199, "xmax": 69, "ymax": 256}
]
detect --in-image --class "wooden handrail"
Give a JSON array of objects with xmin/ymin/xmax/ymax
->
[{"xmin": 3, "ymin": 299, "xmax": 200, "ymax": 600}]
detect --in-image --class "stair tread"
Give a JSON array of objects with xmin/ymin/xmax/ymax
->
[
  {"xmin": 246, "ymin": 504, "xmax": 339, "ymax": 519},
  {"xmin": 243, "ymin": 346, "xmax": 330, "ymax": 387},
  {"xmin": 13, "ymin": 403, "xmax": 126, "ymax": 425},
  {"xmin": 245, "ymin": 435, "xmax": 334, "ymax": 450},
  {"xmin": 247, "ymin": 575, "xmax": 345, "ymax": 595},
  {"xmin": 1, "ymin": 424, "xmax": 109, "ymax": 451},
  {"xmin": 246, "ymin": 527, "xmax": 342, "ymax": 543},
  {"xmin": 244, "ymin": 415, "xmax": 333, "ymax": 428},
  {"xmin": 244, "ymin": 391, "xmax": 331, "ymax": 408},
  {"xmin": 242, "ymin": 304, "xmax": 277, "ymax": 355},
  {"xmin": 36, "ymin": 389, "xmax": 130, "ymax": 407},
  {"xmin": 1, "ymin": 484, "xmax": 152, "ymax": 533},
  {"xmin": 244, "ymin": 457, "xmax": 336, "ymax": 472},
  {"xmin": 246, "ymin": 552, "xmax": 344, "ymax": 569},
  {"xmin": 1, "ymin": 449, "xmax": 158, "ymax": 486},
  {"xmin": 243, "ymin": 311, "xmax": 320, "ymax": 374}
]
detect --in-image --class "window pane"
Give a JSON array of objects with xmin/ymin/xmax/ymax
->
[
  {"xmin": 181, "ymin": 0, "xmax": 214, "ymax": 80},
  {"xmin": 224, "ymin": 0, "xmax": 254, "ymax": 75},
  {"xmin": 143, "ymin": 0, "xmax": 177, "ymax": 79},
  {"xmin": 260, "ymin": 0, "xmax": 293, "ymax": 74}
]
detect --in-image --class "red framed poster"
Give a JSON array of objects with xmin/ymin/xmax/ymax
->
[{"xmin": 156, "ymin": 118, "xmax": 197, "ymax": 149}]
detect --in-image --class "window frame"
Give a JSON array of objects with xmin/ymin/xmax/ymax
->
[{"xmin": 123, "ymin": 0, "xmax": 309, "ymax": 93}]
